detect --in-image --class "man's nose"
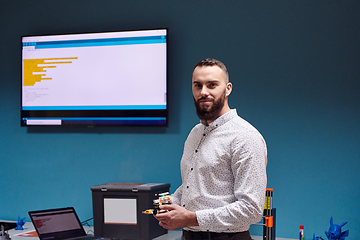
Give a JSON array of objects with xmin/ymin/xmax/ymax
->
[{"xmin": 200, "ymin": 86, "xmax": 209, "ymax": 96}]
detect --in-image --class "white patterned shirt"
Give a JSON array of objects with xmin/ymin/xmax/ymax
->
[{"xmin": 172, "ymin": 109, "xmax": 267, "ymax": 233}]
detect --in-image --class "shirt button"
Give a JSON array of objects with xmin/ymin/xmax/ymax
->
[
  {"xmin": 187, "ymin": 186, "xmax": 189, "ymax": 188},
  {"xmin": 183, "ymin": 204, "xmax": 185, "ymax": 207},
  {"xmin": 195, "ymin": 150, "xmax": 198, "ymax": 153},
  {"xmin": 203, "ymin": 134, "xmax": 205, "ymax": 136},
  {"xmin": 191, "ymin": 168, "xmax": 193, "ymax": 171}
]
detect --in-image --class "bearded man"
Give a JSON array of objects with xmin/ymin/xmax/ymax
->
[{"xmin": 155, "ymin": 58, "xmax": 267, "ymax": 240}]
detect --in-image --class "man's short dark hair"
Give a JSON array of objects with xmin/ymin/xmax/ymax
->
[{"xmin": 194, "ymin": 58, "xmax": 229, "ymax": 81}]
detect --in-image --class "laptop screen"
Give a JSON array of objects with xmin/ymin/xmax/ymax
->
[{"xmin": 29, "ymin": 207, "xmax": 86, "ymax": 240}]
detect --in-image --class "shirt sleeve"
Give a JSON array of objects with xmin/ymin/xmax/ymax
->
[
  {"xmin": 171, "ymin": 184, "xmax": 183, "ymax": 206},
  {"xmin": 195, "ymin": 133, "xmax": 267, "ymax": 231}
]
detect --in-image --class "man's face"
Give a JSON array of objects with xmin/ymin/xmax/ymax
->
[{"xmin": 192, "ymin": 66, "xmax": 231, "ymax": 121}]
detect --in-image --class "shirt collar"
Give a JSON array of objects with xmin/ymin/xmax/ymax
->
[{"xmin": 202, "ymin": 109, "xmax": 237, "ymax": 131}]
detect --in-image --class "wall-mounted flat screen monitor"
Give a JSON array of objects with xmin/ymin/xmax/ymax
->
[{"xmin": 21, "ymin": 28, "xmax": 167, "ymax": 126}]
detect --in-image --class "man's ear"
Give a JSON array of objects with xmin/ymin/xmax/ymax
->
[{"xmin": 226, "ymin": 82, "xmax": 232, "ymax": 96}]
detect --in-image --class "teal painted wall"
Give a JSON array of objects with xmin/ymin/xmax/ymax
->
[{"xmin": 1, "ymin": 1, "xmax": 359, "ymax": 239}]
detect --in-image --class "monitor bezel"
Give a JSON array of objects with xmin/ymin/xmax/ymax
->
[{"xmin": 21, "ymin": 28, "xmax": 168, "ymax": 127}]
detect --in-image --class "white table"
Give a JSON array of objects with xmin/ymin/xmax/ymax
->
[{"xmin": 6, "ymin": 222, "xmax": 296, "ymax": 240}]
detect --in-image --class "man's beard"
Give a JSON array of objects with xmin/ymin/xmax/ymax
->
[{"xmin": 194, "ymin": 90, "xmax": 226, "ymax": 121}]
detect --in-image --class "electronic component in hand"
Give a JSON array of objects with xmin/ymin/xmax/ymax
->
[{"xmin": 142, "ymin": 192, "xmax": 172, "ymax": 215}]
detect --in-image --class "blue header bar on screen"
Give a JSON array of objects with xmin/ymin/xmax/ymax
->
[
  {"xmin": 23, "ymin": 35, "xmax": 166, "ymax": 49},
  {"xmin": 22, "ymin": 105, "xmax": 167, "ymax": 110},
  {"xmin": 23, "ymin": 117, "xmax": 166, "ymax": 121}
]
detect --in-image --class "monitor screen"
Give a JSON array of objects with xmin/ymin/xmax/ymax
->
[{"xmin": 21, "ymin": 28, "xmax": 167, "ymax": 126}]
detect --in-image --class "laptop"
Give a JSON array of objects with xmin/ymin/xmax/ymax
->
[{"xmin": 28, "ymin": 207, "xmax": 112, "ymax": 240}]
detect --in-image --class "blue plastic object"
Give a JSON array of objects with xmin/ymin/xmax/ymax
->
[
  {"xmin": 324, "ymin": 217, "xmax": 349, "ymax": 240},
  {"xmin": 312, "ymin": 234, "xmax": 324, "ymax": 240},
  {"xmin": 15, "ymin": 216, "xmax": 25, "ymax": 230}
]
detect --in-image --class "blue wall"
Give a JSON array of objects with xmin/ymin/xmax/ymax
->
[{"xmin": 1, "ymin": 1, "xmax": 359, "ymax": 239}]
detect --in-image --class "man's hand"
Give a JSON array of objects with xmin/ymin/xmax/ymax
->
[{"xmin": 153, "ymin": 204, "xmax": 199, "ymax": 230}]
